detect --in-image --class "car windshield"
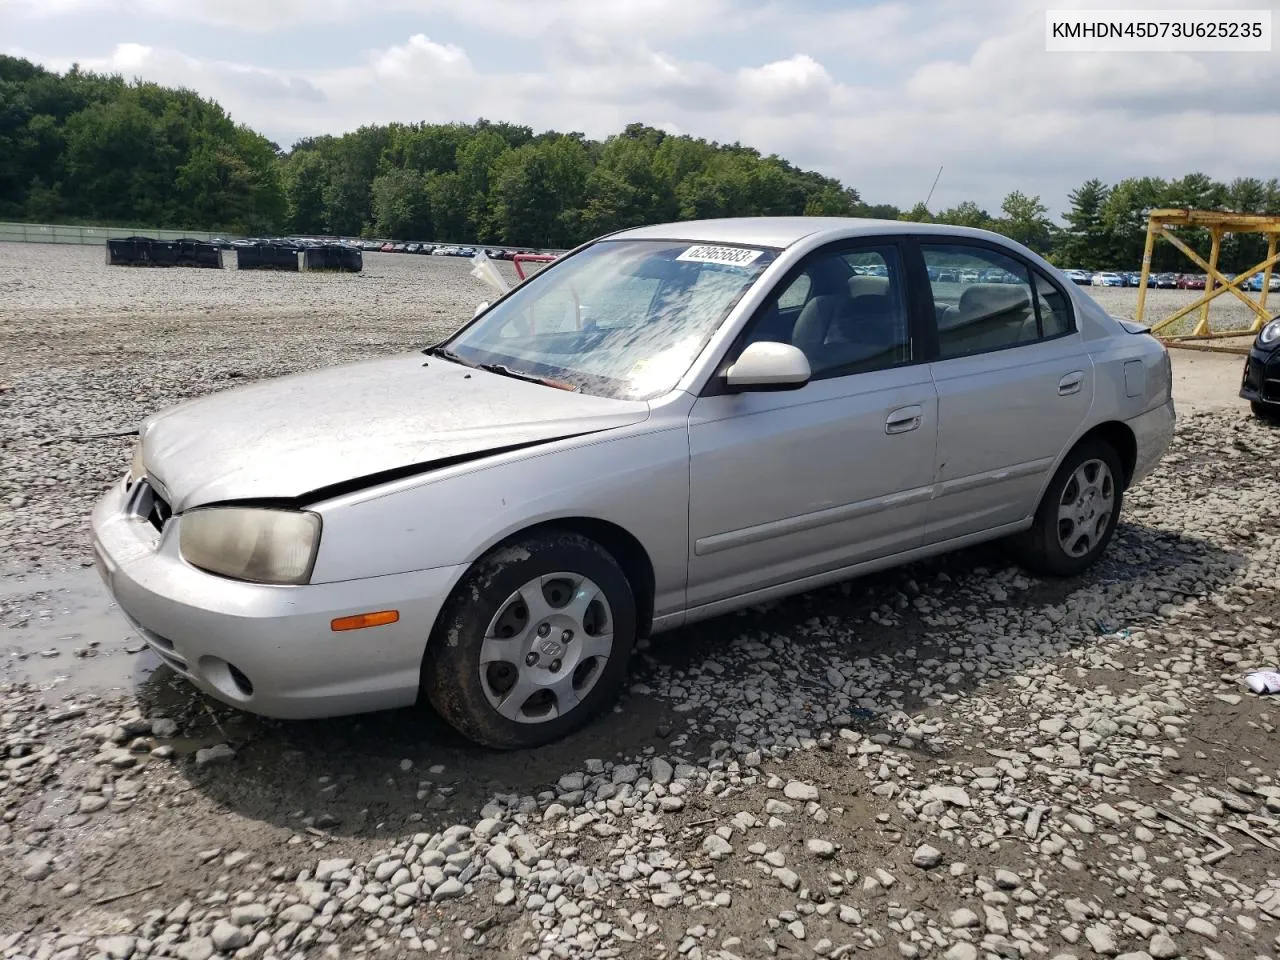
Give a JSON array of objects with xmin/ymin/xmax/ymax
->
[{"xmin": 436, "ymin": 238, "xmax": 779, "ymax": 400}]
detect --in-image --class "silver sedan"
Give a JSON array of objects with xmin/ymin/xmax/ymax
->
[{"xmin": 90, "ymin": 217, "xmax": 1175, "ymax": 748}]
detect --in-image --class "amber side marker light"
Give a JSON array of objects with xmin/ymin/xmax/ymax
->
[{"xmin": 331, "ymin": 610, "xmax": 400, "ymax": 631}]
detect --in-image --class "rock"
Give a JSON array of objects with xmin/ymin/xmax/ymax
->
[
  {"xmin": 1085, "ymin": 924, "xmax": 1118, "ymax": 955},
  {"xmin": 703, "ymin": 835, "xmax": 733, "ymax": 859},
  {"xmin": 783, "ymin": 781, "xmax": 819, "ymax": 802},
  {"xmin": 78, "ymin": 795, "xmax": 108, "ymax": 814},
  {"xmin": 1188, "ymin": 796, "xmax": 1223, "ymax": 817},
  {"xmin": 1184, "ymin": 918, "xmax": 1217, "ymax": 940},
  {"xmin": 151, "ymin": 718, "xmax": 178, "ymax": 738},
  {"xmin": 806, "ymin": 838, "xmax": 836, "ymax": 858},
  {"xmin": 650, "ymin": 757, "xmax": 674, "ymax": 785},
  {"xmin": 944, "ymin": 944, "xmax": 978, "ymax": 960},
  {"xmin": 913, "ymin": 844, "xmax": 943, "ymax": 869},
  {"xmin": 994, "ymin": 868, "xmax": 1019, "ymax": 889},
  {"xmin": 1147, "ymin": 933, "xmax": 1178, "ymax": 959},
  {"xmin": 950, "ymin": 908, "xmax": 979, "ymax": 928},
  {"xmin": 210, "ymin": 920, "xmax": 250, "ymax": 952},
  {"xmin": 230, "ymin": 903, "xmax": 268, "ymax": 926},
  {"xmin": 432, "ymin": 877, "xmax": 464, "ymax": 901},
  {"xmin": 486, "ymin": 845, "xmax": 514, "ymax": 875},
  {"xmin": 279, "ymin": 904, "xmax": 315, "ymax": 924},
  {"xmin": 774, "ymin": 868, "xmax": 800, "ymax": 891},
  {"xmin": 96, "ymin": 936, "xmax": 136, "ymax": 959},
  {"xmin": 175, "ymin": 938, "xmax": 214, "ymax": 960},
  {"xmin": 22, "ymin": 851, "xmax": 53, "ymax": 881},
  {"xmin": 925, "ymin": 785, "xmax": 971, "ymax": 807},
  {"xmin": 315, "ymin": 858, "xmax": 353, "ymax": 882},
  {"xmin": 195, "ymin": 743, "xmax": 235, "ymax": 766}
]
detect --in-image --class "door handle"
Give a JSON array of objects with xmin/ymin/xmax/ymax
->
[
  {"xmin": 1058, "ymin": 371, "xmax": 1084, "ymax": 396},
  {"xmin": 885, "ymin": 405, "xmax": 922, "ymax": 435}
]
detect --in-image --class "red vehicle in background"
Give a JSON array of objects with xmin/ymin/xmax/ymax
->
[{"xmin": 1176, "ymin": 274, "xmax": 1206, "ymax": 289}]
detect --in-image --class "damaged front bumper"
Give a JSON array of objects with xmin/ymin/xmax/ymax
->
[{"xmin": 89, "ymin": 475, "xmax": 465, "ymax": 719}]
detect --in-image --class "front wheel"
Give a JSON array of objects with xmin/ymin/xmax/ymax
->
[
  {"xmin": 421, "ymin": 531, "xmax": 636, "ymax": 749},
  {"xmin": 1014, "ymin": 440, "xmax": 1125, "ymax": 577},
  {"xmin": 1252, "ymin": 400, "xmax": 1279, "ymax": 423}
]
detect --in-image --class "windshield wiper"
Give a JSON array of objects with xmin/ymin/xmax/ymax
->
[
  {"xmin": 424, "ymin": 344, "xmax": 478, "ymax": 368},
  {"xmin": 476, "ymin": 362, "xmax": 580, "ymax": 392}
]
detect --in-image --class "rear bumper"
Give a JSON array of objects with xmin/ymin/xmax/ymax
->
[
  {"xmin": 1240, "ymin": 345, "xmax": 1280, "ymax": 407},
  {"xmin": 90, "ymin": 476, "xmax": 465, "ymax": 719},
  {"xmin": 1125, "ymin": 398, "xmax": 1176, "ymax": 488}
]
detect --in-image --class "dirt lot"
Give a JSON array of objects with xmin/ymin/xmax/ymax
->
[{"xmin": 1, "ymin": 242, "xmax": 1278, "ymax": 960}]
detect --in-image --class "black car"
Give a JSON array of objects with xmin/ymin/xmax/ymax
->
[{"xmin": 1240, "ymin": 316, "xmax": 1280, "ymax": 421}]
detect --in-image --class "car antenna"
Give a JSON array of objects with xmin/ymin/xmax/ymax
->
[{"xmin": 924, "ymin": 165, "xmax": 943, "ymax": 210}]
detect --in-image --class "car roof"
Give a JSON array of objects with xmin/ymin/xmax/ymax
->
[{"xmin": 607, "ymin": 216, "xmax": 1023, "ymax": 250}]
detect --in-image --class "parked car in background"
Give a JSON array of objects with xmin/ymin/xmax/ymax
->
[
  {"xmin": 1240, "ymin": 315, "xmax": 1280, "ymax": 421},
  {"xmin": 91, "ymin": 216, "xmax": 1175, "ymax": 749},
  {"xmin": 1177, "ymin": 274, "xmax": 1206, "ymax": 289},
  {"xmin": 1092, "ymin": 272, "xmax": 1124, "ymax": 286},
  {"xmin": 1244, "ymin": 273, "xmax": 1280, "ymax": 292},
  {"xmin": 1061, "ymin": 269, "xmax": 1091, "ymax": 285}
]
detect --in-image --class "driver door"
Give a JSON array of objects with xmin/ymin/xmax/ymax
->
[{"xmin": 685, "ymin": 240, "xmax": 939, "ymax": 610}]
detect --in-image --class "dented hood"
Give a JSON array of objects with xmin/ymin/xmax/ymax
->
[{"xmin": 139, "ymin": 352, "xmax": 649, "ymax": 512}]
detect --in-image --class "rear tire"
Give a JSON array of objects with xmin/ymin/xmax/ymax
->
[
  {"xmin": 1015, "ymin": 439, "xmax": 1125, "ymax": 578},
  {"xmin": 1252, "ymin": 400, "xmax": 1279, "ymax": 423},
  {"xmin": 421, "ymin": 531, "xmax": 636, "ymax": 749}
]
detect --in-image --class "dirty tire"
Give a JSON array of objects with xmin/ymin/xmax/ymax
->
[
  {"xmin": 1014, "ymin": 438, "xmax": 1125, "ymax": 578},
  {"xmin": 1252, "ymin": 400, "xmax": 1279, "ymax": 423},
  {"xmin": 421, "ymin": 531, "xmax": 636, "ymax": 750}
]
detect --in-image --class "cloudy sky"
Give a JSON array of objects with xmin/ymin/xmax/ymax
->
[{"xmin": 4, "ymin": 0, "xmax": 1276, "ymax": 218}]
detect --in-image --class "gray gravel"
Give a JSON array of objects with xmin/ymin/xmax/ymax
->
[{"xmin": 1, "ymin": 242, "xmax": 1279, "ymax": 960}]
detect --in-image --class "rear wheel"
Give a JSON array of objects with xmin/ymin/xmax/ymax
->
[
  {"xmin": 421, "ymin": 531, "xmax": 636, "ymax": 749},
  {"xmin": 1252, "ymin": 400, "xmax": 1279, "ymax": 423},
  {"xmin": 1015, "ymin": 439, "xmax": 1125, "ymax": 577}
]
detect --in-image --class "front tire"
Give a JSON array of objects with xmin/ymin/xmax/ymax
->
[
  {"xmin": 1015, "ymin": 439, "xmax": 1125, "ymax": 578},
  {"xmin": 1252, "ymin": 400, "xmax": 1279, "ymax": 423},
  {"xmin": 421, "ymin": 530, "xmax": 636, "ymax": 749}
]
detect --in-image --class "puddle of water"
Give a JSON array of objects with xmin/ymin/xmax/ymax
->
[{"xmin": 0, "ymin": 565, "xmax": 161, "ymax": 696}]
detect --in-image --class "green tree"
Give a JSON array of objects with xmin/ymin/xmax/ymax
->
[
  {"xmin": 936, "ymin": 200, "xmax": 993, "ymax": 229},
  {"xmin": 1056, "ymin": 179, "xmax": 1111, "ymax": 268},
  {"xmin": 371, "ymin": 168, "xmax": 432, "ymax": 239},
  {"xmin": 992, "ymin": 190, "xmax": 1053, "ymax": 253}
]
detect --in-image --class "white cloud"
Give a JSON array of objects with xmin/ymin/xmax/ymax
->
[{"xmin": 7, "ymin": 0, "xmax": 1280, "ymax": 216}]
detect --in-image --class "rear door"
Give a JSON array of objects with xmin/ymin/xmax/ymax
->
[{"xmin": 916, "ymin": 240, "xmax": 1094, "ymax": 543}]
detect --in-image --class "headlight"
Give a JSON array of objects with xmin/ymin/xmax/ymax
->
[
  {"xmin": 1260, "ymin": 317, "xmax": 1280, "ymax": 346},
  {"xmin": 127, "ymin": 441, "xmax": 145, "ymax": 486},
  {"xmin": 179, "ymin": 507, "xmax": 321, "ymax": 585}
]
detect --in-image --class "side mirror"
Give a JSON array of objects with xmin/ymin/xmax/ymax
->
[
  {"xmin": 724, "ymin": 341, "xmax": 811, "ymax": 391},
  {"xmin": 474, "ymin": 301, "xmax": 489, "ymax": 318}
]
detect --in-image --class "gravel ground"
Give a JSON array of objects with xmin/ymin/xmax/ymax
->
[{"xmin": 2, "ymin": 242, "xmax": 1279, "ymax": 960}]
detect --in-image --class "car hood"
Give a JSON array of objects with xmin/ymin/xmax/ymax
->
[{"xmin": 139, "ymin": 352, "xmax": 650, "ymax": 512}]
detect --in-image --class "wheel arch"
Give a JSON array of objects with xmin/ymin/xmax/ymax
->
[
  {"xmin": 434, "ymin": 516, "xmax": 658, "ymax": 643},
  {"xmin": 1075, "ymin": 420, "xmax": 1138, "ymax": 488}
]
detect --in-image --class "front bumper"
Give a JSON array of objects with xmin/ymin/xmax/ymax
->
[
  {"xmin": 90, "ymin": 477, "xmax": 465, "ymax": 719},
  {"xmin": 1240, "ymin": 344, "xmax": 1280, "ymax": 408}
]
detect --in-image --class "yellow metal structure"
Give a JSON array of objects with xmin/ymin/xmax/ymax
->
[{"xmin": 1135, "ymin": 208, "xmax": 1280, "ymax": 340}]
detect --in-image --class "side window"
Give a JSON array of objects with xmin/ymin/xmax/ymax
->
[
  {"xmin": 922, "ymin": 244, "xmax": 1038, "ymax": 359},
  {"xmin": 1032, "ymin": 268, "xmax": 1073, "ymax": 337},
  {"xmin": 739, "ymin": 245, "xmax": 911, "ymax": 378},
  {"xmin": 775, "ymin": 273, "xmax": 811, "ymax": 310}
]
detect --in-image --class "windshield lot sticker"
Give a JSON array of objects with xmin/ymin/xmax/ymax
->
[{"xmin": 676, "ymin": 245, "xmax": 763, "ymax": 267}]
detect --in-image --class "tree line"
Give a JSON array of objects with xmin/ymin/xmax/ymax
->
[{"xmin": 3, "ymin": 55, "xmax": 1278, "ymax": 272}]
